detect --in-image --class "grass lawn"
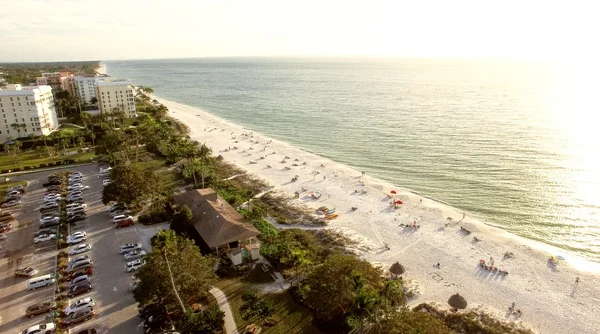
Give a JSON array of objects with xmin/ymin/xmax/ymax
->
[
  {"xmin": 0, "ymin": 150, "xmax": 95, "ymax": 172},
  {"xmin": 0, "ymin": 180, "xmax": 28, "ymax": 197},
  {"xmin": 216, "ymin": 270, "xmax": 322, "ymax": 334}
]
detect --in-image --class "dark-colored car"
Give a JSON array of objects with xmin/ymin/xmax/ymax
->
[
  {"xmin": 139, "ymin": 304, "xmax": 166, "ymax": 320},
  {"xmin": 40, "ymin": 220, "xmax": 60, "ymax": 229},
  {"xmin": 69, "ymin": 267, "xmax": 93, "ymax": 279},
  {"xmin": 67, "ymin": 214, "xmax": 87, "ymax": 224},
  {"xmin": 67, "ymin": 282, "xmax": 92, "ymax": 298},
  {"xmin": 144, "ymin": 313, "xmax": 173, "ymax": 334},
  {"xmin": 35, "ymin": 228, "xmax": 57, "ymax": 237},
  {"xmin": 15, "ymin": 267, "xmax": 39, "ymax": 277},
  {"xmin": 115, "ymin": 218, "xmax": 134, "ymax": 228},
  {"xmin": 63, "ymin": 306, "xmax": 95, "ymax": 326},
  {"xmin": 0, "ymin": 223, "xmax": 13, "ymax": 233},
  {"xmin": 25, "ymin": 301, "xmax": 56, "ymax": 318},
  {"xmin": 76, "ymin": 330, "xmax": 98, "ymax": 334}
]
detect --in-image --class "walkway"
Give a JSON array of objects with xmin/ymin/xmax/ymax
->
[{"xmin": 209, "ymin": 287, "xmax": 239, "ymax": 334}]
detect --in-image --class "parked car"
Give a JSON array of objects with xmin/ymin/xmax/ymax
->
[
  {"xmin": 75, "ymin": 329, "xmax": 97, "ymax": 334},
  {"xmin": 39, "ymin": 216, "xmax": 60, "ymax": 224},
  {"xmin": 113, "ymin": 214, "xmax": 134, "ymax": 223},
  {"xmin": 124, "ymin": 250, "xmax": 146, "ymax": 261},
  {"xmin": 139, "ymin": 303, "xmax": 166, "ymax": 320},
  {"xmin": 68, "ymin": 255, "xmax": 90, "ymax": 267},
  {"xmin": 67, "ymin": 259, "xmax": 93, "ymax": 272},
  {"xmin": 35, "ymin": 228, "xmax": 57, "ymax": 237},
  {"xmin": 102, "ymin": 179, "xmax": 111, "ymax": 186},
  {"xmin": 2, "ymin": 200, "xmax": 22, "ymax": 208},
  {"xmin": 7, "ymin": 190, "xmax": 22, "ymax": 197},
  {"xmin": 0, "ymin": 212, "xmax": 15, "ymax": 222},
  {"xmin": 63, "ymin": 306, "xmax": 94, "ymax": 326},
  {"xmin": 68, "ymin": 275, "xmax": 90, "ymax": 288},
  {"xmin": 68, "ymin": 266, "xmax": 93, "ymax": 279},
  {"xmin": 69, "ymin": 243, "xmax": 92, "ymax": 255},
  {"xmin": 130, "ymin": 280, "xmax": 140, "ymax": 291},
  {"xmin": 69, "ymin": 185, "xmax": 90, "ymax": 191},
  {"xmin": 64, "ymin": 297, "xmax": 95, "ymax": 315},
  {"xmin": 116, "ymin": 218, "xmax": 134, "ymax": 229},
  {"xmin": 67, "ymin": 196, "xmax": 84, "ymax": 203},
  {"xmin": 120, "ymin": 243, "xmax": 142, "ymax": 254},
  {"xmin": 39, "ymin": 220, "xmax": 60, "ymax": 229},
  {"xmin": 66, "ymin": 231, "xmax": 87, "ymax": 244},
  {"xmin": 40, "ymin": 202, "xmax": 58, "ymax": 210},
  {"xmin": 66, "ymin": 203, "xmax": 87, "ymax": 210},
  {"xmin": 67, "ymin": 214, "xmax": 87, "ymax": 224},
  {"xmin": 34, "ymin": 234, "xmax": 56, "ymax": 244},
  {"xmin": 0, "ymin": 223, "xmax": 13, "ymax": 233},
  {"xmin": 15, "ymin": 267, "xmax": 39, "ymax": 277},
  {"xmin": 25, "ymin": 301, "xmax": 56, "ymax": 318},
  {"xmin": 67, "ymin": 282, "xmax": 92, "ymax": 298},
  {"xmin": 9, "ymin": 185, "xmax": 26, "ymax": 193},
  {"xmin": 125, "ymin": 259, "xmax": 146, "ymax": 272},
  {"xmin": 67, "ymin": 207, "xmax": 86, "ymax": 216},
  {"xmin": 20, "ymin": 323, "xmax": 55, "ymax": 334}
]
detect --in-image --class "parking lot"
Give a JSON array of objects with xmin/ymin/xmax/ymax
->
[{"xmin": 0, "ymin": 164, "xmax": 167, "ymax": 333}]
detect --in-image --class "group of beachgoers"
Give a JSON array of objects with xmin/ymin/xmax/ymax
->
[{"xmin": 479, "ymin": 257, "xmax": 509, "ymax": 275}]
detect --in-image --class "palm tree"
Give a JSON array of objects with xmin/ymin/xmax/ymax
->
[
  {"xmin": 40, "ymin": 134, "xmax": 52, "ymax": 158},
  {"xmin": 89, "ymin": 131, "xmax": 96, "ymax": 147},
  {"xmin": 14, "ymin": 140, "xmax": 22, "ymax": 154},
  {"xmin": 3, "ymin": 143, "xmax": 11, "ymax": 155},
  {"xmin": 77, "ymin": 136, "xmax": 85, "ymax": 149}
]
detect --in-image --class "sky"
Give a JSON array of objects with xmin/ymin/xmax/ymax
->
[{"xmin": 0, "ymin": 0, "xmax": 598, "ymax": 62}]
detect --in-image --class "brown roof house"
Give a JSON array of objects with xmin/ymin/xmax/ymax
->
[{"xmin": 172, "ymin": 188, "xmax": 260, "ymax": 265}]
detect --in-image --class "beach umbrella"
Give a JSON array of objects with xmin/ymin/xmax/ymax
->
[
  {"xmin": 389, "ymin": 262, "xmax": 405, "ymax": 275},
  {"xmin": 390, "ymin": 190, "xmax": 397, "ymax": 194},
  {"xmin": 448, "ymin": 293, "xmax": 468, "ymax": 310}
]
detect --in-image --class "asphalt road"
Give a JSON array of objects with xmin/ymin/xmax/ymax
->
[{"xmin": 0, "ymin": 164, "xmax": 167, "ymax": 333}]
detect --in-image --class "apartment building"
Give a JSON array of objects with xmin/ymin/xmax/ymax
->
[
  {"xmin": 36, "ymin": 71, "xmax": 73, "ymax": 93},
  {"xmin": 0, "ymin": 84, "xmax": 59, "ymax": 142},
  {"xmin": 74, "ymin": 76, "xmax": 100, "ymax": 104},
  {"xmin": 96, "ymin": 81, "xmax": 136, "ymax": 117}
]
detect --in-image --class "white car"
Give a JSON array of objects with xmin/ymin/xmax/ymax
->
[
  {"xmin": 66, "ymin": 232, "xmax": 87, "ymax": 244},
  {"xmin": 124, "ymin": 250, "xmax": 146, "ymax": 261},
  {"xmin": 125, "ymin": 259, "xmax": 146, "ymax": 272},
  {"xmin": 119, "ymin": 243, "xmax": 142, "ymax": 254},
  {"xmin": 39, "ymin": 216, "xmax": 60, "ymax": 224},
  {"xmin": 34, "ymin": 234, "xmax": 56, "ymax": 244},
  {"xmin": 68, "ymin": 255, "xmax": 90, "ymax": 268},
  {"xmin": 102, "ymin": 179, "xmax": 111, "ymax": 186},
  {"xmin": 69, "ymin": 244, "xmax": 92, "ymax": 255},
  {"xmin": 21, "ymin": 323, "xmax": 55, "ymax": 334},
  {"xmin": 67, "ymin": 207, "xmax": 86, "ymax": 215},
  {"xmin": 113, "ymin": 214, "xmax": 133, "ymax": 222},
  {"xmin": 129, "ymin": 280, "xmax": 140, "ymax": 291},
  {"xmin": 64, "ymin": 297, "xmax": 95, "ymax": 315},
  {"xmin": 68, "ymin": 274, "xmax": 90, "ymax": 288},
  {"xmin": 66, "ymin": 203, "xmax": 87, "ymax": 210},
  {"xmin": 43, "ymin": 194, "xmax": 61, "ymax": 200},
  {"xmin": 40, "ymin": 202, "xmax": 58, "ymax": 210}
]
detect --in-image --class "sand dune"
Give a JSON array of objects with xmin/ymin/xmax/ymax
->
[{"xmin": 158, "ymin": 96, "xmax": 600, "ymax": 334}]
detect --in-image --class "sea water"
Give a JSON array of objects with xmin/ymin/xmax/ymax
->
[{"xmin": 105, "ymin": 57, "xmax": 600, "ymax": 262}]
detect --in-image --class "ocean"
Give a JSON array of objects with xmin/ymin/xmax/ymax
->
[{"xmin": 105, "ymin": 57, "xmax": 600, "ymax": 262}]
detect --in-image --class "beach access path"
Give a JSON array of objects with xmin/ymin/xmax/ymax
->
[
  {"xmin": 160, "ymin": 96, "xmax": 600, "ymax": 334},
  {"xmin": 209, "ymin": 287, "xmax": 239, "ymax": 334}
]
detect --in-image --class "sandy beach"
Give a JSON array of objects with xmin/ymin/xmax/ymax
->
[{"xmin": 156, "ymin": 96, "xmax": 600, "ymax": 334}]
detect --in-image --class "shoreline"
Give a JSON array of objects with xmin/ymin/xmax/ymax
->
[{"xmin": 152, "ymin": 95, "xmax": 600, "ymax": 334}]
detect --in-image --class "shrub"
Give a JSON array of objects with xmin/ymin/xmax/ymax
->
[
  {"xmin": 1, "ymin": 170, "xmax": 9, "ymax": 174},
  {"xmin": 39, "ymin": 163, "xmax": 47, "ymax": 167},
  {"xmin": 138, "ymin": 209, "xmax": 170, "ymax": 225},
  {"xmin": 24, "ymin": 166, "xmax": 32, "ymax": 170}
]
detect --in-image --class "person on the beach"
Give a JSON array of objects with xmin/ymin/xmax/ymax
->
[
  {"xmin": 490, "ymin": 257, "xmax": 494, "ymax": 265},
  {"xmin": 420, "ymin": 199, "xmax": 423, "ymax": 203},
  {"xmin": 509, "ymin": 302, "xmax": 515, "ymax": 311},
  {"xmin": 575, "ymin": 277, "xmax": 580, "ymax": 285},
  {"xmin": 412, "ymin": 221, "xmax": 416, "ymax": 228}
]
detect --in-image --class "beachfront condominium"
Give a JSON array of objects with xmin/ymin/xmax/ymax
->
[
  {"xmin": 0, "ymin": 84, "xmax": 59, "ymax": 142},
  {"xmin": 36, "ymin": 71, "xmax": 75, "ymax": 95},
  {"xmin": 96, "ymin": 80, "xmax": 137, "ymax": 118},
  {"xmin": 74, "ymin": 76, "xmax": 101, "ymax": 104}
]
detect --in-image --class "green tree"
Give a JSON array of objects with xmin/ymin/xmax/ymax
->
[
  {"xmin": 101, "ymin": 164, "xmax": 159, "ymax": 207},
  {"xmin": 132, "ymin": 230, "xmax": 217, "ymax": 312},
  {"xmin": 301, "ymin": 253, "xmax": 386, "ymax": 322},
  {"xmin": 367, "ymin": 310, "xmax": 452, "ymax": 334},
  {"xmin": 180, "ymin": 306, "xmax": 224, "ymax": 334},
  {"xmin": 239, "ymin": 290, "xmax": 274, "ymax": 322},
  {"xmin": 170, "ymin": 205, "xmax": 193, "ymax": 235},
  {"xmin": 96, "ymin": 129, "xmax": 130, "ymax": 164},
  {"xmin": 89, "ymin": 97, "xmax": 98, "ymax": 106},
  {"xmin": 3, "ymin": 143, "xmax": 11, "ymax": 155}
]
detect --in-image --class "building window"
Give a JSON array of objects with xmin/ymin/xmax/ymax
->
[{"xmin": 6, "ymin": 130, "xmax": 9, "ymax": 134}]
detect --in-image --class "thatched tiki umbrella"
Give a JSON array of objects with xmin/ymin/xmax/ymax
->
[
  {"xmin": 448, "ymin": 293, "xmax": 468, "ymax": 310},
  {"xmin": 389, "ymin": 262, "xmax": 405, "ymax": 277}
]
